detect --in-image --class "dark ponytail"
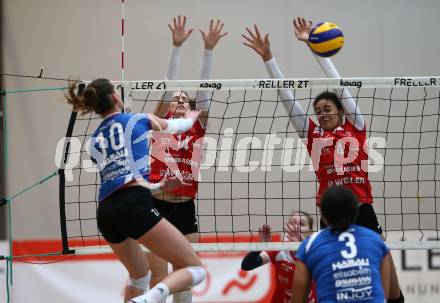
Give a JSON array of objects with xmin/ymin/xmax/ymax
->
[
  {"xmin": 65, "ymin": 78, "xmax": 115, "ymax": 115},
  {"xmin": 320, "ymin": 186, "xmax": 359, "ymax": 233},
  {"xmin": 331, "ymin": 217, "xmax": 353, "ymax": 233}
]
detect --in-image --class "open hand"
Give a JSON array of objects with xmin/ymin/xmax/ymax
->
[
  {"xmin": 200, "ymin": 19, "xmax": 228, "ymax": 50},
  {"xmin": 293, "ymin": 17, "xmax": 313, "ymax": 43},
  {"xmin": 258, "ymin": 224, "xmax": 272, "ymax": 242},
  {"xmin": 284, "ymin": 221, "xmax": 304, "ymax": 242},
  {"xmin": 168, "ymin": 15, "xmax": 194, "ymax": 47},
  {"xmin": 242, "ymin": 25, "xmax": 272, "ymax": 62}
]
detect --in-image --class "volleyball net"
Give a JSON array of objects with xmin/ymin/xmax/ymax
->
[{"xmin": 52, "ymin": 76, "xmax": 440, "ymax": 254}]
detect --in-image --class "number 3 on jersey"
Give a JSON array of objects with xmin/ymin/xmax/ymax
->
[{"xmin": 338, "ymin": 232, "xmax": 357, "ymax": 259}]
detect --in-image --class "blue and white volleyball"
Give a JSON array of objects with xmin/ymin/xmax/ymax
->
[{"xmin": 308, "ymin": 22, "xmax": 344, "ymax": 57}]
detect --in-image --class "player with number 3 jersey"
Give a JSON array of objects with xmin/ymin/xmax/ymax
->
[{"xmin": 293, "ymin": 186, "xmax": 391, "ymax": 303}]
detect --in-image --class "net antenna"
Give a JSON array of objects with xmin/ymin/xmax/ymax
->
[
  {"xmin": 120, "ymin": 0, "xmax": 126, "ymax": 111},
  {"xmin": 60, "ymin": 77, "xmax": 440, "ymax": 254}
]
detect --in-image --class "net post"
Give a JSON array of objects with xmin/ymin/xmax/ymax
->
[
  {"xmin": 0, "ymin": 89, "xmax": 6, "ymax": 240},
  {"xmin": 58, "ymin": 83, "xmax": 84, "ymax": 255}
]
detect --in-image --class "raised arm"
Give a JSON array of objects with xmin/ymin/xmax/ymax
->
[
  {"xmin": 157, "ymin": 15, "xmax": 194, "ymax": 116},
  {"xmin": 242, "ymin": 25, "xmax": 309, "ymax": 138},
  {"xmin": 196, "ymin": 19, "xmax": 228, "ymax": 125},
  {"xmin": 148, "ymin": 109, "xmax": 200, "ymax": 133},
  {"xmin": 293, "ymin": 17, "xmax": 364, "ymax": 130}
]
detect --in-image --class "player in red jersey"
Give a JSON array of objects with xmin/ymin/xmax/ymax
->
[
  {"xmin": 242, "ymin": 19, "xmax": 403, "ymax": 303},
  {"xmin": 242, "ymin": 22, "xmax": 377, "ymax": 231},
  {"xmin": 241, "ymin": 212, "xmax": 317, "ymax": 303},
  {"xmin": 131, "ymin": 16, "xmax": 227, "ymax": 303},
  {"xmin": 305, "ymin": 91, "xmax": 373, "ymax": 206}
]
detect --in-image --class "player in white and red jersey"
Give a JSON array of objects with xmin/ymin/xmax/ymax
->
[
  {"xmin": 241, "ymin": 212, "xmax": 317, "ymax": 303},
  {"xmin": 242, "ymin": 19, "xmax": 404, "ymax": 303},
  {"xmin": 126, "ymin": 16, "xmax": 227, "ymax": 303}
]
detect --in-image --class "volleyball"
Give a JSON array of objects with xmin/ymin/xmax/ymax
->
[{"xmin": 308, "ymin": 22, "xmax": 344, "ymax": 57}]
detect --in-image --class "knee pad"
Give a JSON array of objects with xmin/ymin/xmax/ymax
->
[
  {"xmin": 186, "ymin": 266, "xmax": 206, "ymax": 287},
  {"xmin": 128, "ymin": 271, "xmax": 151, "ymax": 291}
]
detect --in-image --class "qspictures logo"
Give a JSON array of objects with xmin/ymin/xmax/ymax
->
[{"xmin": 55, "ymin": 115, "xmax": 386, "ymax": 184}]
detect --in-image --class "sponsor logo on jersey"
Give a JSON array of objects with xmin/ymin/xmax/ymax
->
[
  {"xmin": 332, "ymin": 258, "xmax": 370, "ymax": 271},
  {"xmin": 336, "ymin": 286, "xmax": 373, "ymax": 301},
  {"xmin": 335, "ymin": 276, "xmax": 372, "ymax": 288}
]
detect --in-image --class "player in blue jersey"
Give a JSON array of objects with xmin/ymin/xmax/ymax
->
[
  {"xmin": 65, "ymin": 79, "xmax": 206, "ymax": 303},
  {"xmin": 293, "ymin": 186, "xmax": 392, "ymax": 303}
]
